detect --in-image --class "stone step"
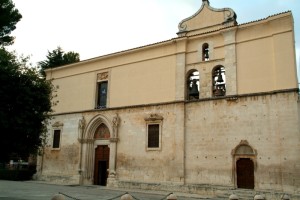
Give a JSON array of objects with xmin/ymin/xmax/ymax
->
[
  {"xmin": 216, "ymin": 189, "xmax": 260, "ymax": 200},
  {"xmin": 215, "ymin": 190, "xmax": 297, "ymax": 200}
]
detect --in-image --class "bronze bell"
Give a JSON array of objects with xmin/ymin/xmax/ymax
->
[
  {"xmin": 204, "ymin": 51, "xmax": 209, "ymax": 59},
  {"xmin": 189, "ymin": 79, "xmax": 199, "ymax": 97},
  {"xmin": 216, "ymin": 72, "xmax": 224, "ymax": 83}
]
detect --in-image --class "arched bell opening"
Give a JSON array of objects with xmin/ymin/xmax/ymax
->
[
  {"xmin": 186, "ymin": 70, "xmax": 200, "ymax": 100},
  {"xmin": 202, "ymin": 43, "xmax": 210, "ymax": 61},
  {"xmin": 212, "ymin": 65, "xmax": 226, "ymax": 97}
]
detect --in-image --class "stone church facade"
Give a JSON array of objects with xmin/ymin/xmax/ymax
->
[{"xmin": 36, "ymin": 0, "xmax": 300, "ymax": 198}]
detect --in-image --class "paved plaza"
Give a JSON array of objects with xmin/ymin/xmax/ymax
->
[{"xmin": 0, "ymin": 180, "xmax": 215, "ymax": 200}]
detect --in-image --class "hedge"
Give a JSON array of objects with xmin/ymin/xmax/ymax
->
[{"xmin": 0, "ymin": 168, "xmax": 36, "ymax": 181}]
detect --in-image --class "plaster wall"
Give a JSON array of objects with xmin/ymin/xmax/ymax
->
[
  {"xmin": 110, "ymin": 56, "xmax": 176, "ymax": 107},
  {"xmin": 236, "ymin": 14, "xmax": 297, "ymax": 94},
  {"xmin": 47, "ymin": 13, "xmax": 296, "ymax": 115},
  {"xmin": 185, "ymin": 34, "xmax": 225, "ymax": 64},
  {"xmin": 52, "ymin": 73, "xmax": 96, "ymax": 113},
  {"xmin": 49, "ymin": 48, "xmax": 177, "ymax": 113}
]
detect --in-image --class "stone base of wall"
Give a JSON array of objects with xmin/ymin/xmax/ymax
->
[
  {"xmin": 110, "ymin": 180, "xmax": 300, "ymax": 200},
  {"xmin": 35, "ymin": 173, "xmax": 80, "ymax": 186}
]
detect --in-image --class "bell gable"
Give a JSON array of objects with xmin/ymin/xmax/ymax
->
[{"xmin": 177, "ymin": 0, "xmax": 237, "ymax": 36}]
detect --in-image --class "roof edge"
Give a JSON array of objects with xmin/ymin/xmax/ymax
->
[{"xmin": 45, "ymin": 11, "xmax": 292, "ymax": 73}]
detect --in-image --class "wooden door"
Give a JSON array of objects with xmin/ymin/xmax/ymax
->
[
  {"xmin": 236, "ymin": 158, "xmax": 254, "ymax": 189},
  {"xmin": 94, "ymin": 145, "xmax": 109, "ymax": 185}
]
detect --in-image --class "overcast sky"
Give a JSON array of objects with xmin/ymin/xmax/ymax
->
[{"xmin": 8, "ymin": 0, "xmax": 300, "ymax": 75}]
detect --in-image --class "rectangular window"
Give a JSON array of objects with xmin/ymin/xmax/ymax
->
[
  {"xmin": 147, "ymin": 124, "xmax": 160, "ymax": 148},
  {"xmin": 52, "ymin": 130, "xmax": 61, "ymax": 149},
  {"xmin": 97, "ymin": 81, "xmax": 108, "ymax": 109}
]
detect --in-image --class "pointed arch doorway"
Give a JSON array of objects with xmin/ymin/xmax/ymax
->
[
  {"xmin": 232, "ymin": 141, "xmax": 257, "ymax": 189},
  {"xmin": 81, "ymin": 114, "xmax": 119, "ymax": 186},
  {"xmin": 93, "ymin": 123, "xmax": 110, "ymax": 186}
]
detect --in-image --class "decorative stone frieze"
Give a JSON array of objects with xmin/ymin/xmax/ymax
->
[
  {"xmin": 144, "ymin": 114, "xmax": 164, "ymax": 122},
  {"xmin": 97, "ymin": 72, "xmax": 108, "ymax": 81},
  {"xmin": 52, "ymin": 121, "xmax": 63, "ymax": 127}
]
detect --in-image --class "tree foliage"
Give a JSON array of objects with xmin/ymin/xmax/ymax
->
[
  {"xmin": 0, "ymin": 0, "xmax": 22, "ymax": 46},
  {"xmin": 39, "ymin": 46, "xmax": 80, "ymax": 76},
  {"xmin": 0, "ymin": 47, "xmax": 54, "ymax": 162}
]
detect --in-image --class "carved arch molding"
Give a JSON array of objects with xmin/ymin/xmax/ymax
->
[
  {"xmin": 80, "ymin": 114, "xmax": 119, "ymax": 183},
  {"xmin": 231, "ymin": 140, "xmax": 257, "ymax": 188}
]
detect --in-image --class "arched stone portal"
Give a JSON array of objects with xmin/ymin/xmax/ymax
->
[
  {"xmin": 79, "ymin": 114, "xmax": 119, "ymax": 185},
  {"xmin": 93, "ymin": 123, "xmax": 110, "ymax": 185},
  {"xmin": 232, "ymin": 140, "xmax": 257, "ymax": 189}
]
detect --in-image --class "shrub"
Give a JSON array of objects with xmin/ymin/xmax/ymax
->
[{"xmin": 0, "ymin": 168, "xmax": 36, "ymax": 181}]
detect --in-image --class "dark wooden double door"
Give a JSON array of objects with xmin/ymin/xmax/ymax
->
[
  {"xmin": 94, "ymin": 145, "xmax": 109, "ymax": 186},
  {"xmin": 236, "ymin": 158, "xmax": 254, "ymax": 189}
]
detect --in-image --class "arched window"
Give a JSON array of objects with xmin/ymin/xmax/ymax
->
[
  {"xmin": 187, "ymin": 70, "xmax": 200, "ymax": 100},
  {"xmin": 202, "ymin": 43, "xmax": 209, "ymax": 61},
  {"xmin": 212, "ymin": 66, "xmax": 226, "ymax": 97}
]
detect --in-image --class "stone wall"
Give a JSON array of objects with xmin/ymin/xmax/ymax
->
[
  {"xmin": 185, "ymin": 91, "xmax": 300, "ymax": 193},
  {"xmin": 37, "ymin": 91, "xmax": 300, "ymax": 196},
  {"xmin": 115, "ymin": 103, "xmax": 185, "ymax": 184}
]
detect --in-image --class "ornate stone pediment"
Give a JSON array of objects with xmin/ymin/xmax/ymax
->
[
  {"xmin": 52, "ymin": 121, "xmax": 63, "ymax": 127},
  {"xmin": 232, "ymin": 140, "xmax": 257, "ymax": 156},
  {"xmin": 177, "ymin": 0, "xmax": 237, "ymax": 36},
  {"xmin": 97, "ymin": 72, "xmax": 108, "ymax": 81},
  {"xmin": 144, "ymin": 114, "xmax": 164, "ymax": 122}
]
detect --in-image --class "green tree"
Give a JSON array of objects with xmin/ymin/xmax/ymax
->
[
  {"xmin": 0, "ymin": 47, "xmax": 55, "ymax": 162},
  {"xmin": 39, "ymin": 46, "xmax": 80, "ymax": 76},
  {"xmin": 0, "ymin": 0, "xmax": 22, "ymax": 46}
]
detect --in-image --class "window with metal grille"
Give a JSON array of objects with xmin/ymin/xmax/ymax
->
[
  {"xmin": 148, "ymin": 124, "xmax": 159, "ymax": 148},
  {"xmin": 52, "ymin": 130, "xmax": 61, "ymax": 149},
  {"xmin": 97, "ymin": 81, "xmax": 108, "ymax": 109}
]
